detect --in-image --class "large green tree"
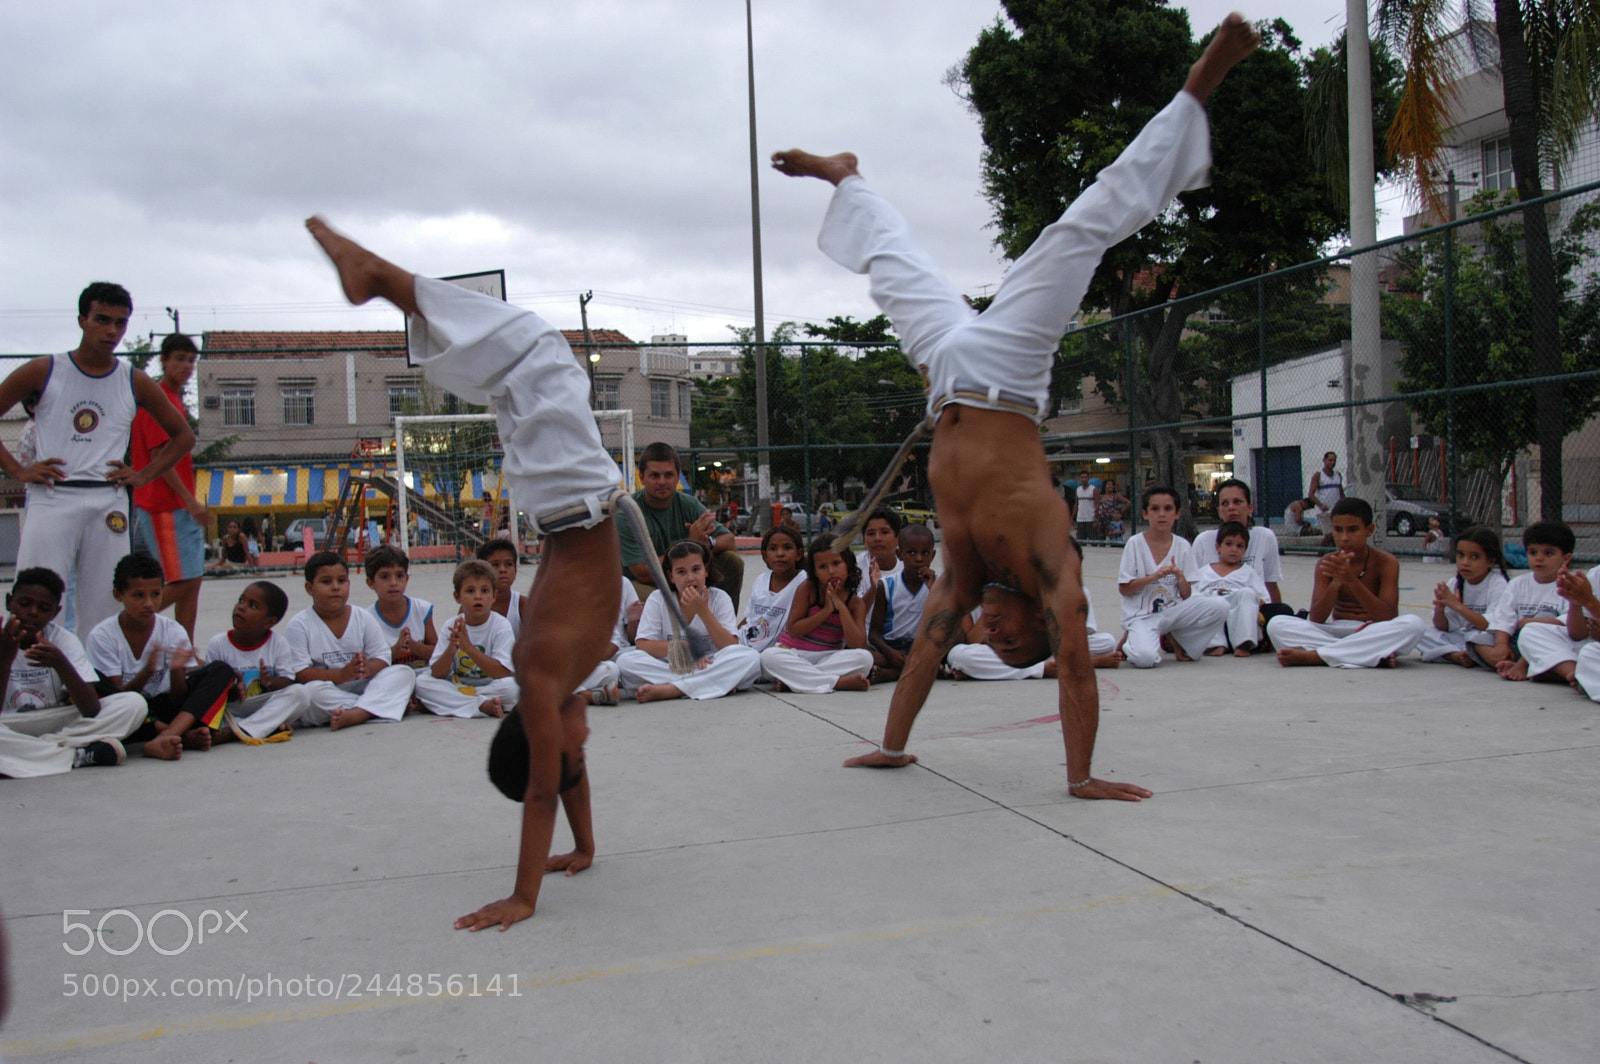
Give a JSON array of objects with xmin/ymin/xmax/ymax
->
[
  {"xmin": 688, "ymin": 318, "xmax": 926, "ymax": 504},
  {"xmin": 1377, "ymin": 0, "xmax": 1600, "ymax": 518},
  {"xmin": 958, "ymin": 2, "xmax": 1381, "ymax": 529}
]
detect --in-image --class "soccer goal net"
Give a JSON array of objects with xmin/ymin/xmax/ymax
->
[{"xmin": 391, "ymin": 409, "xmax": 635, "ymax": 555}]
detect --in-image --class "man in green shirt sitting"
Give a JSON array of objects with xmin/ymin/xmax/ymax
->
[{"xmin": 618, "ymin": 442, "xmax": 745, "ymax": 608}]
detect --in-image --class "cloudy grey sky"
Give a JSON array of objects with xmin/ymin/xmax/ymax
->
[{"xmin": 1, "ymin": 0, "xmax": 1378, "ymax": 355}]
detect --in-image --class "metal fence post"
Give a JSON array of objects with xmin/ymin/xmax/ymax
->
[
  {"xmin": 1444, "ymin": 173, "xmax": 1462, "ymax": 532},
  {"xmin": 1258, "ymin": 278, "xmax": 1269, "ymax": 515}
]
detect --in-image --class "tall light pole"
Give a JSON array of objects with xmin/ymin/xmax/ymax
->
[
  {"xmin": 1346, "ymin": 0, "xmax": 1384, "ymax": 537},
  {"xmin": 746, "ymin": 0, "xmax": 772, "ymax": 532},
  {"xmin": 579, "ymin": 290, "xmax": 597, "ymax": 409}
]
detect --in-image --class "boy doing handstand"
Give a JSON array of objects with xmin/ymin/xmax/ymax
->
[
  {"xmin": 772, "ymin": 14, "xmax": 1258, "ymax": 796},
  {"xmin": 309, "ymin": 217, "xmax": 674, "ymax": 930}
]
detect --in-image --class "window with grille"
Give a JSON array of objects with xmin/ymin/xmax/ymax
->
[
  {"xmin": 1482, "ymin": 137, "xmax": 1515, "ymax": 192},
  {"xmin": 281, "ymin": 379, "xmax": 315, "ymax": 426},
  {"xmin": 677, "ymin": 381, "xmax": 690, "ymax": 420},
  {"xmin": 221, "ymin": 382, "xmax": 256, "ymax": 428},
  {"xmin": 387, "ymin": 377, "xmax": 421, "ymax": 416},
  {"xmin": 595, "ymin": 377, "xmax": 620, "ymax": 411},
  {"xmin": 650, "ymin": 379, "xmax": 672, "ymax": 418}
]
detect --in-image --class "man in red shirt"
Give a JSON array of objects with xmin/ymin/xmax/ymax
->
[{"xmin": 131, "ymin": 333, "xmax": 212, "ymax": 640}]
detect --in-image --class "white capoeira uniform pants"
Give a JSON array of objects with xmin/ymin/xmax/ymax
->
[
  {"xmin": 617, "ymin": 646, "xmax": 761, "ymax": 700},
  {"xmin": 406, "ymin": 277, "xmax": 622, "ymax": 534},
  {"xmin": 578, "ymin": 660, "xmax": 619, "ymax": 693},
  {"xmin": 1415, "ymin": 628, "xmax": 1493, "ymax": 663},
  {"xmin": 414, "ymin": 674, "xmax": 520, "ymax": 719},
  {"xmin": 236, "ymin": 665, "xmax": 415, "ymax": 737},
  {"xmin": 1573, "ymin": 642, "xmax": 1600, "ymax": 700},
  {"xmin": 819, "ymin": 92, "xmax": 1212, "ymax": 421},
  {"xmin": 0, "ymin": 693, "xmax": 145, "ymax": 778},
  {"xmin": 1514, "ymin": 623, "xmax": 1588, "ymax": 678},
  {"xmin": 1265, "ymin": 614, "xmax": 1427, "ymax": 669},
  {"xmin": 16, "ymin": 484, "xmax": 130, "ymax": 639},
  {"xmin": 758, "ymin": 646, "xmax": 875, "ymax": 693},
  {"xmin": 1208, "ymin": 590, "xmax": 1265, "ymax": 651},
  {"xmin": 1122, "ymin": 597, "xmax": 1231, "ymax": 668},
  {"xmin": 946, "ymin": 633, "xmax": 1118, "ymax": 680}
]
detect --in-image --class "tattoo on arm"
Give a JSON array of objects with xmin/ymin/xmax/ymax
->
[
  {"xmin": 925, "ymin": 609, "xmax": 965, "ymax": 651},
  {"xmin": 1043, "ymin": 607, "xmax": 1063, "ymax": 654}
]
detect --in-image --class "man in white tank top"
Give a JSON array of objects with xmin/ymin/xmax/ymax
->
[
  {"xmin": 1308, "ymin": 451, "xmax": 1343, "ymax": 535},
  {"xmin": 0, "ymin": 284, "xmax": 196, "ymax": 638},
  {"xmin": 1073, "ymin": 471, "xmax": 1098, "ymax": 541}
]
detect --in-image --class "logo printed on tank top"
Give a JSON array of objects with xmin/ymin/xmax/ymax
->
[{"xmin": 71, "ymin": 401, "xmax": 105, "ymax": 440}]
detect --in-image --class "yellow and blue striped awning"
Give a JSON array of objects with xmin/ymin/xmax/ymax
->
[{"xmin": 195, "ymin": 463, "xmax": 509, "ymax": 512}]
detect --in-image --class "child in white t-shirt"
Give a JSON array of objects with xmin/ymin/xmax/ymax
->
[
  {"xmin": 364, "ymin": 544, "xmax": 437, "ymax": 669},
  {"xmin": 204, "ymin": 580, "xmax": 306, "ymax": 743},
  {"xmin": 740, "ymin": 526, "xmax": 804, "ymax": 653},
  {"xmin": 416, "ymin": 560, "xmax": 518, "ymax": 718},
  {"xmin": 1416, "ymin": 526, "xmax": 1509, "ymax": 667},
  {"xmin": 1187, "ymin": 521, "xmax": 1271, "ymax": 656},
  {"xmin": 1116, "ymin": 486, "xmax": 1228, "ymax": 668},
  {"xmin": 1484, "ymin": 522, "xmax": 1574, "ymax": 680},
  {"xmin": 87, "ymin": 553, "xmax": 236, "ymax": 760},
  {"xmin": 617, "ymin": 540, "xmax": 760, "ymax": 702}
]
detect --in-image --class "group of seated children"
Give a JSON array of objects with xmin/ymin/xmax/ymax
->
[
  {"xmin": 0, "ymin": 545, "xmax": 545, "ymax": 778},
  {"xmin": 11, "ymin": 495, "xmax": 1600, "ymax": 779}
]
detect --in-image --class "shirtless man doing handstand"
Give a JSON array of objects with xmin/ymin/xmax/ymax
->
[{"xmin": 772, "ymin": 14, "xmax": 1259, "ymax": 799}]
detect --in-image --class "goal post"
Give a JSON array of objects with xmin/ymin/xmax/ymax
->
[{"xmin": 392, "ymin": 409, "xmax": 635, "ymax": 554}]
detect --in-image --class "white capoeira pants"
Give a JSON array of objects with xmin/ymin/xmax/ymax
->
[
  {"xmin": 819, "ymin": 92, "xmax": 1211, "ymax": 420},
  {"xmin": 0, "ymin": 693, "xmax": 145, "ymax": 778},
  {"xmin": 236, "ymin": 665, "xmax": 416, "ymax": 737},
  {"xmin": 414, "ymin": 674, "xmax": 520, "ymax": 718},
  {"xmin": 1202, "ymin": 590, "xmax": 1265, "ymax": 651},
  {"xmin": 1122, "ymin": 596, "xmax": 1231, "ymax": 668},
  {"xmin": 578, "ymin": 660, "xmax": 619, "ymax": 693},
  {"xmin": 946, "ymin": 633, "xmax": 1118, "ymax": 680},
  {"xmin": 1415, "ymin": 628, "xmax": 1494, "ymax": 663},
  {"xmin": 1265, "ymin": 614, "xmax": 1427, "ymax": 668},
  {"xmin": 1514, "ymin": 623, "xmax": 1588, "ymax": 678},
  {"xmin": 758, "ymin": 646, "xmax": 874, "ymax": 693},
  {"xmin": 1573, "ymin": 642, "xmax": 1600, "ymax": 700},
  {"xmin": 406, "ymin": 277, "xmax": 622, "ymax": 534},
  {"xmin": 617, "ymin": 646, "xmax": 761, "ymax": 700},
  {"xmin": 16, "ymin": 483, "xmax": 130, "ymax": 639}
]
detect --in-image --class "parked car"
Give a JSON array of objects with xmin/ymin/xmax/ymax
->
[
  {"xmin": 281, "ymin": 517, "xmax": 329, "ymax": 546},
  {"xmin": 887, "ymin": 501, "xmax": 938, "ymax": 529},
  {"xmin": 779, "ymin": 502, "xmax": 824, "ymax": 533},
  {"xmin": 1385, "ymin": 482, "xmax": 1457, "ymax": 537}
]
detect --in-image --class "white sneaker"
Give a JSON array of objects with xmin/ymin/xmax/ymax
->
[{"xmin": 587, "ymin": 682, "xmax": 619, "ymax": 706}]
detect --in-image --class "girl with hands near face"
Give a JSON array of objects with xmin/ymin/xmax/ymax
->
[
  {"xmin": 616, "ymin": 540, "xmax": 760, "ymax": 703},
  {"xmin": 759, "ymin": 539, "xmax": 875, "ymax": 694},
  {"xmin": 1417, "ymin": 526, "xmax": 1509, "ymax": 667}
]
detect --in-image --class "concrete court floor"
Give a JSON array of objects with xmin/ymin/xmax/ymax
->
[{"xmin": 2, "ymin": 546, "xmax": 1597, "ymax": 1063}]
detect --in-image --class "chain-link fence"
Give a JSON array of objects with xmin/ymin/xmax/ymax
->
[{"xmin": 3, "ymin": 178, "xmax": 1597, "ymax": 563}]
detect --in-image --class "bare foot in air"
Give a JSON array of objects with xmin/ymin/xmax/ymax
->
[
  {"xmin": 770, "ymin": 150, "xmax": 860, "ymax": 186},
  {"xmin": 1277, "ymin": 647, "xmax": 1323, "ymax": 667},
  {"xmin": 1183, "ymin": 13, "xmax": 1260, "ymax": 105},
  {"xmin": 329, "ymin": 707, "xmax": 375, "ymax": 730},
  {"xmin": 304, "ymin": 216, "xmax": 418, "ymax": 316},
  {"xmin": 480, "ymin": 697, "xmax": 505, "ymax": 719},
  {"xmin": 834, "ymin": 673, "xmax": 871, "ymax": 692},
  {"xmin": 182, "ymin": 726, "xmax": 212, "ymax": 751},
  {"xmin": 635, "ymin": 683, "xmax": 684, "ymax": 704},
  {"xmin": 143, "ymin": 733, "xmax": 183, "ymax": 760}
]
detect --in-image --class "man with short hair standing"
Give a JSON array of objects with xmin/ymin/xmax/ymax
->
[
  {"xmin": 616, "ymin": 441, "xmax": 744, "ymax": 607},
  {"xmin": 0, "ymin": 283, "xmax": 196, "ymax": 637}
]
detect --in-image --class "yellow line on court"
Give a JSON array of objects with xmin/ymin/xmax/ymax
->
[{"xmin": 4, "ymin": 883, "xmax": 1179, "ymax": 1057}]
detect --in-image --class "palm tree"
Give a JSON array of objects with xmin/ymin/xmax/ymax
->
[{"xmin": 1377, "ymin": 0, "xmax": 1600, "ymax": 520}]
